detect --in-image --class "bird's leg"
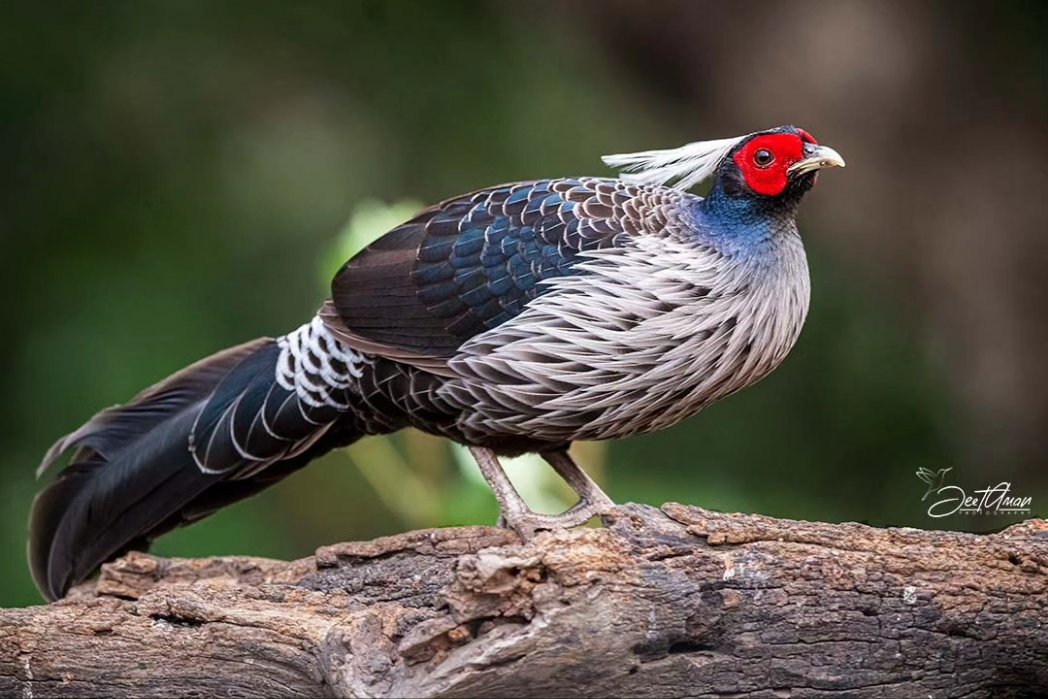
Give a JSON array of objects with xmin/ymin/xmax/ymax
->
[
  {"xmin": 542, "ymin": 449, "xmax": 616, "ymax": 516},
  {"xmin": 468, "ymin": 446, "xmax": 532, "ymax": 529},
  {"xmin": 468, "ymin": 446, "xmax": 615, "ymax": 540}
]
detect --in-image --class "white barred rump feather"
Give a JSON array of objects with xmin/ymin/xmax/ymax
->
[{"xmin": 602, "ymin": 135, "xmax": 749, "ymax": 190}]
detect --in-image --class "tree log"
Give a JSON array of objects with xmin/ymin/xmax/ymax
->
[{"xmin": 1, "ymin": 504, "xmax": 1045, "ymax": 698}]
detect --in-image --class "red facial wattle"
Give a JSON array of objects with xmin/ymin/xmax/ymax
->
[{"xmin": 732, "ymin": 133, "xmax": 811, "ymax": 197}]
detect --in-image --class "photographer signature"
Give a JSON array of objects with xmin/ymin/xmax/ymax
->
[{"xmin": 917, "ymin": 468, "xmax": 1033, "ymax": 518}]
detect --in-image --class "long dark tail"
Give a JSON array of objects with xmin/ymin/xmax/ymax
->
[{"xmin": 30, "ymin": 328, "xmax": 365, "ymax": 601}]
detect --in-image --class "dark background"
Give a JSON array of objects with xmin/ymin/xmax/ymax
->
[{"xmin": 2, "ymin": 0, "xmax": 1045, "ymax": 607}]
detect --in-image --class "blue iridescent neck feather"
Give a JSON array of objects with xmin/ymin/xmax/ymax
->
[{"xmin": 683, "ymin": 169, "xmax": 813, "ymax": 259}]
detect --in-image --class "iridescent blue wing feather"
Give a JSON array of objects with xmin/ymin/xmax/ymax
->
[{"xmin": 326, "ymin": 178, "xmax": 659, "ymax": 371}]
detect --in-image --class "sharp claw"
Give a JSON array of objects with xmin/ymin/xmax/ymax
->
[{"xmin": 496, "ymin": 497, "xmax": 611, "ymax": 541}]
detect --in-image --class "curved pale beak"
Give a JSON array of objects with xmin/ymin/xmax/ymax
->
[{"xmin": 788, "ymin": 144, "xmax": 846, "ymax": 177}]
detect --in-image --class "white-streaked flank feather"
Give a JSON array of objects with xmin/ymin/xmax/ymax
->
[{"xmin": 602, "ymin": 135, "xmax": 750, "ymax": 190}]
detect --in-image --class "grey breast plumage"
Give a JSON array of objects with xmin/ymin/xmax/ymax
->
[{"xmin": 440, "ymin": 217, "xmax": 810, "ymax": 444}]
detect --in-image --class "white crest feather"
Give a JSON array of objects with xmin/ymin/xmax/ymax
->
[{"xmin": 602, "ymin": 134, "xmax": 750, "ymax": 190}]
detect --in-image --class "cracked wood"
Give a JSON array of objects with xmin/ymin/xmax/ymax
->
[{"xmin": 1, "ymin": 504, "xmax": 1045, "ymax": 698}]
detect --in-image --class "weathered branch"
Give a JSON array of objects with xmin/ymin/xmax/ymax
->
[{"xmin": 1, "ymin": 504, "xmax": 1045, "ymax": 698}]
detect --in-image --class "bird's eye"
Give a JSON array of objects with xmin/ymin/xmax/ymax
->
[{"xmin": 753, "ymin": 149, "xmax": 774, "ymax": 167}]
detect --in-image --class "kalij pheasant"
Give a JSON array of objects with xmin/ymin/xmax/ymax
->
[{"xmin": 30, "ymin": 125, "xmax": 845, "ymax": 600}]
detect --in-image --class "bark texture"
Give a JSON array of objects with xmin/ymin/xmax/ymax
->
[{"xmin": 1, "ymin": 504, "xmax": 1045, "ymax": 698}]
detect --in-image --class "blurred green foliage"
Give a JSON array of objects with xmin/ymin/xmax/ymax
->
[{"xmin": 1, "ymin": 1, "xmax": 1042, "ymax": 609}]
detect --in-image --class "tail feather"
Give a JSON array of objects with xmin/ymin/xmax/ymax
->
[
  {"xmin": 33, "ymin": 411, "xmax": 221, "ymax": 600},
  {"xmin": 29, "ymin": 333, "xmax": 362, "ymax": 601},
  {"xmin": 37, "ymin": 340, "xmax": 270, "ymax": 478},
  {"xmin": 189, "ymin": 340, "xmax": 345, "ymax": 475},
  {"xmin": 28, "ymin": 460, "xmax": 105, "ymax": 600}
]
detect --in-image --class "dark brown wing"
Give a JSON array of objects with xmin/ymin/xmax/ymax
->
[{"xmin": 324, "ymin": 178, "xmax": 642, "ymax": 372}]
